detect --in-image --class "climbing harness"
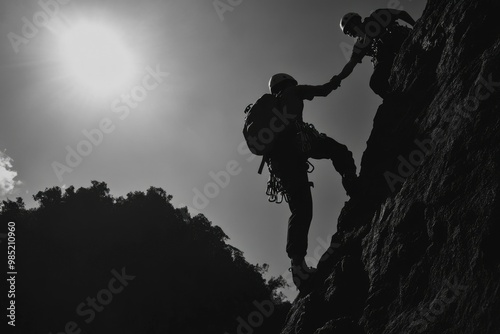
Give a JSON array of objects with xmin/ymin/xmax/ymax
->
[
  {"xmin": 263, "ymin": 121, "xmax": 322, "ymax": 203},
  {"xmin": 266, "ymin": 159, "xmax": 315, "ymax": 204},
  {"xmin": 295, "ymin": 122, "xmax": 323, "ymax": 153}
]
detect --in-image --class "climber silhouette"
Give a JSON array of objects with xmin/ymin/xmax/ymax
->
[
  {"xmin": 333, "ymin": 9, "xmax": 416, "ymax": 98},
  {"xmin": 265, "ymin": 73, "xmax": 358, "ymax": 290}
]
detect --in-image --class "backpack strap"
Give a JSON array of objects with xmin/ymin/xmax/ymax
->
[
  {"xmin": 258, "ymin": 155, "xmax": 267, "ymax": 174},
  {"xmin": 257, "ymin": 93, "xmax": 282, "ymax": 175}
]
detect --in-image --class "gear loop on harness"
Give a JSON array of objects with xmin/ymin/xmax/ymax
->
[
  {"xmin": 266, "ymin": 161, "xmax": 289, "ymax": 204},
  {"xmin": 265, "ymin": 158, "xmax": 315, "ymax": 204},
  {"xmin": 265, "ymin": 121, "xmax": 320, "ymax": 204},
  {"xmin": 307, "ymin": 160, "xmax": 315, "ymax": 174},
  {"xmin": 296, "ymin": 122, "xmax": 319, "ymax": 153}
]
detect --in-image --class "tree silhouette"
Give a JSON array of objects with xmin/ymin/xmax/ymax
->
[{"xmin": 1, "ymin": 181, "xmax": 290, "ymax": 334}]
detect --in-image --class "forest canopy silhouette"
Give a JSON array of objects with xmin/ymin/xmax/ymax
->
[{"xmin": 1, "ymin": 181, "xmax": 290, "ymax": 333}]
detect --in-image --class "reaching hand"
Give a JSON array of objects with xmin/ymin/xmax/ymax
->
[{"xmin": 330, "ymin": 75, "xmax": 341, "ymax": 89}]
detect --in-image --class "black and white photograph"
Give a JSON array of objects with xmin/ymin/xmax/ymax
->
[{"xmin": 1, "ymin": 0, "xmax": 499, "ymax": 333}]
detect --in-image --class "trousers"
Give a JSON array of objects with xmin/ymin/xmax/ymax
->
[
  {"xmin": 370, "ymin": 60, "xmax": 393, "ymax": 98},
  {"xmin": 270, "ymin": 134, "xmax": 356, "ymax": 261}
]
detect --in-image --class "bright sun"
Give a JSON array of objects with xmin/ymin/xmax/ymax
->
[{"xmin": 58, "ymin": 21, "xmax": 136, "ymax": 97}]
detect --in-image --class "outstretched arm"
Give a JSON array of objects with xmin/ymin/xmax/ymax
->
[
  {"xmin": 309, "ymin": 80, "xmax": 340, "ymax": 97},
  {"xmin": 327, "ymin": 60, "xmax": 359, "ymax": 89},
  {"xmin": 337, "ymin": 59, "xmax": 358, "ymax": 81},
  {"xmin": 291, "ymin": 80, "xmax": 342, "ymax": 101}
]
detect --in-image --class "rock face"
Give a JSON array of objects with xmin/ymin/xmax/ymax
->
[{"xmin": 282, "ymin": 0, "xmax": 500, "ymax": 333}]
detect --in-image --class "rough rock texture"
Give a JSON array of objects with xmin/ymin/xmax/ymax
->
[{"xmin": 282, "ymin": 0, "xmax": 500, "ymax": 333}]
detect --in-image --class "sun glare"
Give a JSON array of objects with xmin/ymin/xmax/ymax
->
[{"xmin": 58, "ymin": 21, "xmax": 136, "ymax": 97}]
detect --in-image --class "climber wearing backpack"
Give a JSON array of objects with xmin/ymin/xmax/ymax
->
[
  {"xmin": 251, "ymin": 73, "xmax": 358, "ymax": 290},
  {"xmin": 334, "ymin": 9, "xmax": 416, "ymax": 98}
]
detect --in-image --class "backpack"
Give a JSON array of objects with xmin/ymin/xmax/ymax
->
[{"xmin": 243, "ymin": 94, "xmax": 283, "ymax": 157}]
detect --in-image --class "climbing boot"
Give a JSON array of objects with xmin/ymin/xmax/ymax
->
[{"xmin": 290, "ymin": 258, "xmax": 317, "ymax": 291}]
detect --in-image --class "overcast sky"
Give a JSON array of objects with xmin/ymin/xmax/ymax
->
[{"xmin": 0, "ymin": 0, "xmax": 426, "ymax": 299}]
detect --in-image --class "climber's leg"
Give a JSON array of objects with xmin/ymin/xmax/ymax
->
[
  {"xmin": 282, "ymin": 160, "xmax": 313, "ymax": 262},
  {"xmin": 308, "ymin": 135, "xmax": 359, "ymax": 197},
  {"xmin": 308, "ymin": 135, "xmax": 357, "ymax": 177},
  {"xmin": 369, "ymin": 61, "xmax": 393, "ymax": 99}
]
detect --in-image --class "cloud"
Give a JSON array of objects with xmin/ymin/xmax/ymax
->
[{"xmin": 0, "ymin": 151, "xmax": 21, "ymax": 197}]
